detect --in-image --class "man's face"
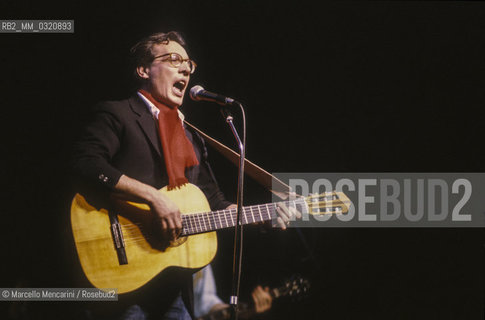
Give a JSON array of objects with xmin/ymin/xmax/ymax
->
[{"xmin": 141, "ymin": 41, "xmax": 191, "ymax": 108}]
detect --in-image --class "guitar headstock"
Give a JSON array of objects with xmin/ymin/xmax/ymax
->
[
  {"xmin": 304, "ymin": 191, "xmax": 351, "ymax": 215},
  {"xmin": 273, "ymin": 275, "xmax": 311, "ymax": 301}
]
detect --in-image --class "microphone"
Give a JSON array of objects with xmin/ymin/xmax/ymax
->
[{"xmin": 189, "ymin": 85, "xmax": 236, "ymax": 106}]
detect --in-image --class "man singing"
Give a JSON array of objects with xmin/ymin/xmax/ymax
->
[{"xmin": 71, "ymin": 31, "xmax": 294, "ymax": 320}]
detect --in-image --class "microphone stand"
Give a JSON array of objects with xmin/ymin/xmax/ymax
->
[{"xmin": 220, "ymin": 102, "xmax": 246, "ymax": 320}]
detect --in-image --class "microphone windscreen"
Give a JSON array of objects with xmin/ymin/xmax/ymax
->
[{"xmin": 189, "ymin": 85, "xmax": 204, "ymax": 101}]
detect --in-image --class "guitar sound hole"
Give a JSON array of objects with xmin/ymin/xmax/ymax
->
[{"xmin": 169, "ymin": 236, "xmax": 188, "ymax": 247}]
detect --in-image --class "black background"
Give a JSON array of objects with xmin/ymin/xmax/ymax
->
[{"xmin": 0, "ymin": 1, "xmax": 484, "ymax": 319}]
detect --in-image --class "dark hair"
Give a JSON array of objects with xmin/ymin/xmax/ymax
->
[{"xmin": 130, "ymin": 31, "xmax": 187, "ymax": 82}]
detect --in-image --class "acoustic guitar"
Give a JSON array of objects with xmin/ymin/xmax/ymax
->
[{"xmin": 71, "ymin": 183, "xmax": 349, "ymax": 294}]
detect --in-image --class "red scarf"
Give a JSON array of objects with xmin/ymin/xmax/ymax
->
[{"xmin": 138, "ymin": 89, "xmax": 199, "ymax": 189}]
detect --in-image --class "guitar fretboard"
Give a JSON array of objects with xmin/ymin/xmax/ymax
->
[{"xmin": 181, "ymin": 199, "xmax": 307, "ymax": 236}]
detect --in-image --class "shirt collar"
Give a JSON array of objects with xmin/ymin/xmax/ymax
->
[{"xmin": 137, "ymin": 91, "xmax": 185, "ymax": 123}]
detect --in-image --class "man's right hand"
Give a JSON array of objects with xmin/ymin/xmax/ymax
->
[
  {"xmin": 148, "ymin": 191, "xmax": 183, "ymax": 243},
  {"xmin": 112, "ymin": 174, "xmax": 183, "ymax": 245}
]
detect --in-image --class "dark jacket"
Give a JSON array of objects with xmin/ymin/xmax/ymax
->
[
  {"xmin": 71, "ymin": 94, "xmax": 231, "ymax": 211},
  {"xmin": 70, "ymin": 94, "xmax": 231, "ymax": 317}
]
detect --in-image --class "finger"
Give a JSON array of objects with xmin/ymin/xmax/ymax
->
[
  {"xmin": 285, "ymin": 207, "xmax": 295, "ymax": 220},
  {"xmin": 173, "ymin": 216, "xmax": 182, "ymax": 239},
  {"xmin": 288, "ymin": 205, "xmax": 302, "ymax": 219},
  {"xmin": 160, "ymin": 219, "xmax": 172, "ymax": 241},
  {"xmin": 251, "ymin": 291, "xmax": 258, "ymax": 303},
  {"xmin": 160, "ymin": 218, "xmax": 168, "ymax": 232},
  {"xmin": 252, "ymin": 297, "xmax": 261, "ymax": 312},
  {"xmin": 252, "ymin": 289, "xmax": 264, "ymax": 307},
  {"xmin": 276, "ymin": 217, "xmax": 287, "ymax": 230},
  {"xmin": 173, "ymin": 211, "xmax": 183, "ymax": 230},
  {"xmin": 276, "ymin": 204, "xmax": 293, "ymax": 229},
  {"xmin": 165, "ymin": 218, "xmax": 178, "ymax": 240},
  {"xmin": 276, "ymin": 204, "xmax": 290, "ymax": 222}
]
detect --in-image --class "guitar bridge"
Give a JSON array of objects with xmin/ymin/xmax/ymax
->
[
  {"xmin": 111, "ymin": 223, "xmax": 125, "ymax": 249},
  {"xmin": 109, "ymin": 212, "xmax": 128, "ymax": 265}
]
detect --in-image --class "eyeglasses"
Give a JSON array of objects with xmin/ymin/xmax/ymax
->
[{"xmin": 153, "ymin": 52, "xmax": 197, "ymax": 74}]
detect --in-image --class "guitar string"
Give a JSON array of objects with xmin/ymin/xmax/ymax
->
[
  {"xmin": 120, "ymin": 197, "xmax": 314, "ymax": 231},
  {"xmin": 117, "ymin": 199, "xmax": 308, "ymax": 242},
  {"xmin": 118, "ymin": 199, "xmax": 308, "ymax": 241},
  {"xmin": 87, "ymin": 196, "xmax": 330, "ymax": 243},
  {"xmin": 120, "ymin": 207, "xmax": 268, "ymax": 243},
  {"xmin": 119, "ymin": 205, "xmax": 279, "ymax": 242},
  {"xmin": 119, "ymin": 205, "xmax": 276, "ymax": 232}
]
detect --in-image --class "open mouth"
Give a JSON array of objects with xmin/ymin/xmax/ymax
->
[{"xmin": 173, "ymin": 80, "xmax": 186, "ymax": 96}]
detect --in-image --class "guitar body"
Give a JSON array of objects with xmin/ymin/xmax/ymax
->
[{"xmin": 70, "ymin": 183, "xmax": 217, "ymax": 294}]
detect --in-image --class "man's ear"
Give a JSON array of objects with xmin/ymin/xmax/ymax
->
[{"xmin": 136, "ymin": 66, "xmax": 150, "ymax": 79}]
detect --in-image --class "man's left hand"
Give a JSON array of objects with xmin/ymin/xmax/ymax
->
[{"xmin": 275, "ymin": 202, "xmax": 301, "ymax": 230}]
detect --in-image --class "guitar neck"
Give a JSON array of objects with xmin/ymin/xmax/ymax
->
[
  {"xmin": 180, "ymin": 198, "xmax": 307, "ymax": 236},
  {"xmin": 196, "ymin": 277, "xmax": 310, "ymax": 320}
]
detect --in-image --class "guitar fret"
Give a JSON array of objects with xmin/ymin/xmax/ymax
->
[
  {"xmin": 189, "ymin": 215, "xmax": 195, "ymax": 234},
  {"xmin": 210, "ymin": 214, "xmax": 214, "ymax": 231},
  {"xmin": 204, "ymin": 214, "xmax": 210, "ymax": 231},
  {"xmin": 186, "ymin": 216, "xmax": 194, "ymax": 232},
  {"xmin": 184, "ymin": 215, "xmax": 192, "ymax": 235},
  {"xmin": 188, "ymin": 215, "xmax": 193, "ymax": 234},
  {"xmin": 222, "ymin": 210, "xmax": 228, "ymax": 228},
  {"xmin": 243, "ymin": 208, "xmax": 248, "ymax": 225},
  {"xmin": 207, "ymin": 213, "xmax": 212, "ymax": 231},
  {"xmin": 259, "ymin": 206, "xmax": 266, "ymax": 221},
  {"xmin": 211, "ymin": 212, "xmax": 216, "ymax": 230},
  {"xmin": 257, "ymin": 205, "xmax": 263, "ymax": 222},
  {"xmin": 196, "ymin": 215, "xmax": 201, "ymax": 233},
  {"xmin": 179, "ymin": 196, "xmax": 315, "ymax": 236},
  {"xmin": 249, "ymin": 206, "xmax": 256, "ymax": 222},
  {"xmin": 217, "ymin": 211, "xmax": 223, "ymax": 229},
  {"xmin": 181, "ymin": 216, "xmax": 187, "ymax": 235},
  {"xmin": 184, "ymin": 216, "xmax": 190, "ymax": 235},
  {"xmin": 183, "ymin": 216, "xmax": 188, "ymax": 234},
  {"xmin": 196, "ymin": 214, "xmax": 202, "ymax": 233},
  {"xmin": 209, "ymin": 213, "xmax": 215, "ymax": 230},
  {"xmin": 191, "ymin": 215, "xmax": 197, "ymax": 233},
  {"xmin": 221, "ymin": 210, "xmax": 226, "ymax": 228},
  {"xmin": 224, "ymin": 210, "xmax": 229, "ymax": 227},
  {"xmin": 202, "ymin": 213, "xmax": 208, "ymax": 232},
  {"xmin": 229, "ymin": 209, "xmax": 235, "ymax": 226},
  {"xmin": 209, "ymin": 213, "xmax": 215, "ymax": 231},
  {"xmin": 211, "ymin": 213, "xmax": 216, "ymax": 230},
  {"xmin": 203, "ymin": 214, "xmax": 209, "ymax": 232},
  {"xmin": 187, "ymin": 215, "xmax": 193, "ymax": 234}
]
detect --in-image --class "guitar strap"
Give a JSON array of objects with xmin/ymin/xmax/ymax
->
[{"xmin": 184, "ymin": 120, "xmax": 292, "ymax": 200}]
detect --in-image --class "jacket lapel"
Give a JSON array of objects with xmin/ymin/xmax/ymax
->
[{"xmin": 128, "ymin": 95, "xmax": 162, "ymax": 158}]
